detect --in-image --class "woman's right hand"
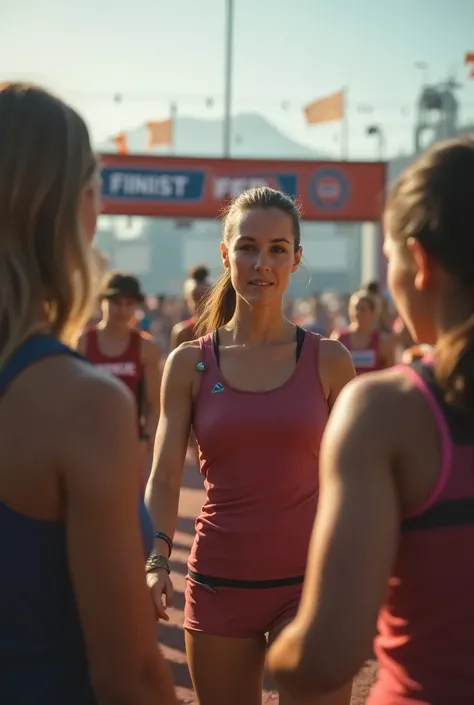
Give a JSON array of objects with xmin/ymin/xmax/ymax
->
[{"xmin": 147, "ymin": 569, "xmax": 174, "ymax": 622}]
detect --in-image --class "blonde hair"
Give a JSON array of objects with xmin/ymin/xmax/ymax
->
[
  {"xmin": 196, "ymin": 187, "xmax": 301, "ymax": 336},
  {"xmin": 0, "ymin": 83, "xmax": 98, "ymax": 365}
]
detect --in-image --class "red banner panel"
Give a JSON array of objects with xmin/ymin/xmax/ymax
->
[{"xmin": 100, "ymin": 154, "xmax": 386, "ymax": 222}]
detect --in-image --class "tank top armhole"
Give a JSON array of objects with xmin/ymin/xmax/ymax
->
[
  {"xmin": 308, "ymin": 332, "xmax": 327, "ymax": 406},
  {"xmin": 396, "ymin": 364, "xmax": 453, "ymax": 518}
]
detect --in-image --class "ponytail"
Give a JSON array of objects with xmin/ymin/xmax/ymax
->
[
  {"xmin": 195, "ymin": 267, "xmax": 236, "ymax": 336},
  {"xmin": 435, "ymin": 313, "xmax": 474, "ymax": 418}
]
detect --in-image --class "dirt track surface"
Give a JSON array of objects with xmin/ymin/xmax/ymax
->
[{"xmin": 159, "ymin": 462, "xmax": 378, "ymax": 704}]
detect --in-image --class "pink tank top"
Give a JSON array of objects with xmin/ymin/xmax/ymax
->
[
  {"xmin": 369, "ymin": 362, "xmax": 474, "ymax": 704},
  {"xmin": 189, "ymin": 330, "xmax": 328, "ymax": 581}
]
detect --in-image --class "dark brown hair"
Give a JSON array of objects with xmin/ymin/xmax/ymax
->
[
  {"xmin": 363, "ymin": 280, "xmax": 380, "ymax": 297},
  {"xmin": 385, "ymin": 135, "xmax": 474, "ymax": 414},
  {"xmin": 196, "ymin": 187, "xmax": 301, "ymax": 336},
  {"xmin": 188, "ymin": 264, "xmax": 210, "ymax": 284},
  {"xmin": 0, "ymin": 82, "xmax": 98, "ymax": 365}
]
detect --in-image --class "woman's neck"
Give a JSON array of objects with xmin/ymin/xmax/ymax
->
[
  {"xmin": 349, "ymin": 322, "xmax": 374, "ymax": 336},
  {"xmin": 97, "ymin": 320, "xmax": 131, "ymax": 338},
  {"xmin": 226, "ymin": 300, "xmax": 290, "ymax": 344}
]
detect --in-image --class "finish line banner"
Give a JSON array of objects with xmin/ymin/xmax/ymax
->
[{"xmin": 100, "ymin": 155, "xmax": 386, "ymax": 222}]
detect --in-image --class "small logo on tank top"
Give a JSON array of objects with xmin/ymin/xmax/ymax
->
[{"xmin": 211, "ymin": 382, "xmax": 224, "ymax": 394}]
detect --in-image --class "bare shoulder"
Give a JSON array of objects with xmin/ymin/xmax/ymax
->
[
  {"xmin": 317, "ymin": 336, "xmax": 356, "ymax": 402},
  {"xmin": 331, "ymin": 366, "xmax": 427, "ymax": 439},
  {"xmin": 140, "ymin": 334, "xmax": 161, "ymax": 362},
  {"xmin": 59, "ymin": 358, "xmax": 137, "ymax": 432},
  {"xmin": 171, "ymin": 320, "xmax": 186, "ymax": 336},
  {"xmin": 319, "ymin": 337, "xmax": 354, "ymax": 379},
  {"xmin": 17, "ymin": 355, "xmax": 138, "ymax": 469},
  {"xmin": 319, "ymin": 336, "xmax": 352, "ymax": 362},
  {"xmin": 162, "ymin": 338, "xmax": 202, "ymax": 380}
]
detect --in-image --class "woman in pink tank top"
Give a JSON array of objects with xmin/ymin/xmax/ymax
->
[
  {"xmin": 146, "ymin": 187, "xmax": 355, "ymax": 705},
  {"xmin": 331, "ymin": 289, "xmax": 396, "ymax": 374},
  {"xmin": 269, "ymin": 137, "xmax": 474, "ymax": 704}
]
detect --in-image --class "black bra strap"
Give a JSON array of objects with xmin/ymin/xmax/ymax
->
[
  {"xmin": 212, "ymin": 326, "xmax": 306, "ymax": 370},
  {"xmin": 212, "ymin": 329, "xmax": 220, "ymax": 367},
  {"xmin": 295, "ymin": 326, "xmax": 306, "ymax": 361}
]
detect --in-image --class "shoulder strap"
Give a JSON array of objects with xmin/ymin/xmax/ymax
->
[
  {"xmin": 0, "ymin": 335, "xmax": 84, "ymax": 396},
  {"xmin": 295, "ymin": 326, "xmax": 306, "ymax": 362},
  {"xmin": 213, "ymin": 329, "xmax": 220, "ymax": 368},
  {"xmin": 212, "ymin": 327, "xmax": 306, "ymax": 367}
]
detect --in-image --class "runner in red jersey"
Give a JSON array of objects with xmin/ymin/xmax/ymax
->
[
  {"xmin": 78, "ymin": 272, "xmax": 161, "ymax": 478},
  {"xmin": 331, "ymin": 289, "xmax": 396, "ymax": 374},
  {"xmin": 269, "ymin": 136, "xmax": 474, "ymax": 705},
  {"xmin": 170, "ymin": 265, "xmax": 211, "ymax": 351}
]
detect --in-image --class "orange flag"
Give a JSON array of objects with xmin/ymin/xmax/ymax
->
[
  {"xmin": 304, "ymin": 90, "xmax": 344, "ymax": 125},
  {"xmin": 465, "ymin": 52, "xmax": 474, "ymax": 78},
  {"xmin": 146, "ymin": 119, "xmax": 173, "ymax": 149},
  {"xmin": 113, "ymin": 132, "xmax": 128, "ymax": 155}
]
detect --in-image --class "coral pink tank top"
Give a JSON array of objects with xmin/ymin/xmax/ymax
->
[
  {"xmin": 189, "ymin": 330, "xmax": 328, "ymax": 581},
  {"xmin": 369, "ymin": 362, "xmax": 474, "ymax": 704}
]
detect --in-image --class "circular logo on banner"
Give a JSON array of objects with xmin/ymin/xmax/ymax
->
[{"xmin": 309, "ymin": 167, "xmax": 350, "ymax": 211}]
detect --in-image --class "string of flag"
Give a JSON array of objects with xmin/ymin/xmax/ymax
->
[
  {"xmin": 110, "ymin": 51, "xmax": 474, "ymax": 155},
  {"xmin": 110, "ymin": 103, "xmax": 176, "ymax": 155}
]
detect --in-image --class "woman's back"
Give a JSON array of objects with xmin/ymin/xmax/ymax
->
[{"xmin": 0, "ymin": 336, "xmax": 154, "ymax": 704}]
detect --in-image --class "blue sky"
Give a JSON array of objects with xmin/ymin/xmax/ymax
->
[{"xmin": 1, "ymin": 0, "xmax": 474, "ymax": 158}]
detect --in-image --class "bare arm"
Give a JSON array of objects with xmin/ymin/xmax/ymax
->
[
  {"xmin": 319, "ymin": 338, "xmax": 356, "ymax": 411},
  {"xmin": 145, "ymin": 344, "xmax": 195, "ymax": 559},
  {"xmin": 141, "ymin": 338, "xmax": 162, "ymax": 440},
  {"xmin": 169, "ymin": 323, "xmax": 182, "ymax": 352},
  {"xmin": 62, "ymin": 374, "xmax": 176, "ymax": 705},
  {"xmin": 380, "ymin": 332, "xmax": 396, "ymax": 369},
  {"xmin": 268, "ymin": 377, "xmax": 400, "ymax": 698}
]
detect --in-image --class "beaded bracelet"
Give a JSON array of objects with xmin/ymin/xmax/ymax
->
[{"xmin": 155, "ymin": 531, "xmax": 173, "ymax": 558}]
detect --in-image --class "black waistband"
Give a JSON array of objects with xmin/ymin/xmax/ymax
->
[{"xmin": 188, "ymin": 569, "xmax": 304, "ymax": 590}]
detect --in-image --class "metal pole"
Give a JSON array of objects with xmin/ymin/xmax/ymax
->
[
  {"xmin": 340, "ymin": 86, "xmax": 349, "ymax": 160},
  {"xmin": 170, "ymin": 101, "xmax": 177, "ymax": 155},
  {"xmin": 223, "ymin": 0, "xmax": 234, "ymax": 158}
]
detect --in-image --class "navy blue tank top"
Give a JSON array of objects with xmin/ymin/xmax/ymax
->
[{"xmin": 0, "ymin": 335, "xmax": 154, "ymax": 704}]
